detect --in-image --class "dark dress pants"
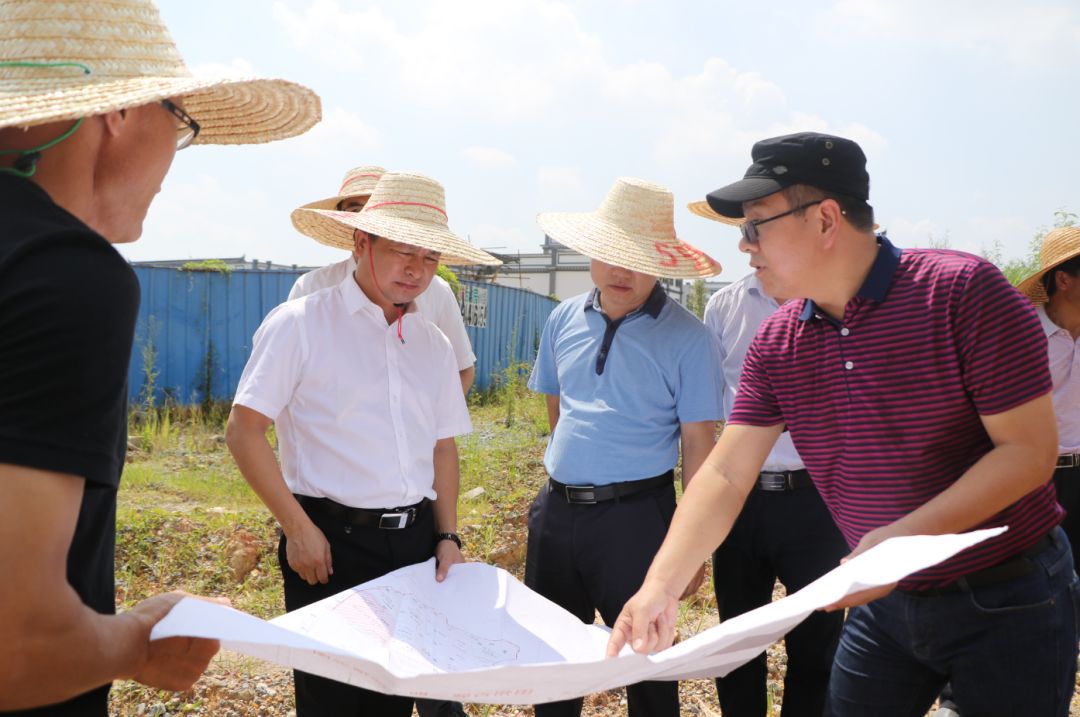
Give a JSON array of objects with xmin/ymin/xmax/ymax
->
[
  {"xmin": 712, "ymin": 483, "xmax": 848, "ymax": 717},
  {"xmin": 1054, "ymin": 465, "xmax": 1080, "ymax": 576},
  {"xmin": 279, "ymin": 499, "xmax": 437, "ymax": 717},
  {"xmin": 525, "ymin": 480, "xmax": 680, "ymax": 717}
]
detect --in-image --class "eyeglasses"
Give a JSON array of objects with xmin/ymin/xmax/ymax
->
[
  {"xmin": 741, "ymin": 200, "xmax": 823, "ymax": 244},
  {"xmin": 160, "ymin": 99, "xmax": 200, "ymax": 150}
]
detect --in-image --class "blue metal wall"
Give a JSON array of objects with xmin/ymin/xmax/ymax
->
[
  {"xmin": 462, "ymin": 283, "xmax": 556, "ymax": 392},
  {"xmin": 127, "ymin": 267, "xmax": 557, "ymax": 403}
]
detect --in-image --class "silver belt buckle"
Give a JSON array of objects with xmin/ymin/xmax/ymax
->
[
  {"xmin": 378, "ymin": 510, "xmax": 411, "ymax": 529},
  {"xmin": 565, "ymin": 485, "xmax": 597, "ymax": 504},
  {"xmin": 758, "ymin": 472, "xmax": 789, "ymax": 491},
  {"xmin": 1057, "ymin": 454, "xmax": 1080, "ymax": 469}
]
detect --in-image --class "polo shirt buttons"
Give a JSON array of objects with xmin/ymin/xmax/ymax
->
[
  {"xmin": 840, "ymin": 327, "xmax": 850, "ymax": 336},
  {"xmin": 844, "ymin": 361, "xmax": 854, "ymax": 370}
]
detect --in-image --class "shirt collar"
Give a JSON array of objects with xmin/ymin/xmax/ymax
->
[
  {"xmin": 585, "ymin": 281, "xmax": 667, "ymax": 319},
  {"xmin": 799, "ymin": 235, "xmax": 901, "ymax": 321},
  {"xmin": 339, "ymin": 272, "xmax": 417, "ymax": 317},
  {"xmin": 1036, "ymin": 303, "xmax": 1066, "ymax": 338},
  {"xmin": 745, "ymin": 274, "xmax": 780, "ymax": 308}
]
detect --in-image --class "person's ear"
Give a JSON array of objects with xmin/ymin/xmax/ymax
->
[
  {"xmin": 99, "ymin": 108, "xmax": 128, "ymax": 139},
  {"xmin": 818, "ymin": 199, "xmax": 844, "ymax": 248},
  {"xmin": 1056, "ymin": 270, "xmax": 1072, "ymax": 292},
  {"xmin": 353, "ymin": 229, "xmax": 370, "ymax": 256}
]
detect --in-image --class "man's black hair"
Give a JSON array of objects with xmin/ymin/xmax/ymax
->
[
  {"xmin": 780, "ymin": 185, "xmax": 875, "ymax": 232},
  {"xmin": 1043, "ymin": 255, "xmax": 1080, "ymax": 298}
]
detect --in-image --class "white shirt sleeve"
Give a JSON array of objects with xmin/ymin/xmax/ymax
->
[
  {"xmin": 233, "ymin": 303, "xmax": 307, "ymax": 421},
  {"xmin": 432, "ymin": 332, "xmax": 473, "ymax": 439},
  {"xmin": 288, "ymin": 258, "xmax": 354, "ymax": 301},
  {"xmin": 421, "ymin": 276, "xmax": 476, "ymax": 371}
]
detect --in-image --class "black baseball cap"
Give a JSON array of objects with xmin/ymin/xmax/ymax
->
[{"xmin": 706, "ymin": 132, "xmax": 870, "ymax": 218}]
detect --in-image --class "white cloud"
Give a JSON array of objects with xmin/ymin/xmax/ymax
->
[
  {"xmin": 273, "ymin": 0, "xmax": 607, "ymax": 120},
  {"xmin": 824, "ymin": 0, "xmax": 1080, "ymax": 69},
  {"xmin": 188, "ymin": 57, "xmax": 257, "ymax": 78},
  {"xmin": 120, "ymin": 171, "xmax": 341, "ymax": 268},
  {"xmin": 285, "ymin": 106, "xmax": 382, "ymax": 157},
  {"xmin": 123, "ymin": 173, "xmax": 267, "ymax": 260},
  {"xmin": 271, "ymin": 0, "xmax": 863, "ymax": 170},
  {"xmin": 537, "ymin": 165, "xmax": 587, "ymax": 211},
  {"xmin": 462, "ymin": 146, "xmax": 518, "ymax": 169},
  {"xmin": 271, "ymin": 1, "xmax": 395, "ymax": 67}
]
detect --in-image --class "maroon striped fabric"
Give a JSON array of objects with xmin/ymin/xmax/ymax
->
[{"xmin": 730, "ymin": 238, "xmax": 1062, "ymax": 589}]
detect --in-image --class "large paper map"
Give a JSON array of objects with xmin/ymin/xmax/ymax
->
[{"xmin": 152, "ymin": 528, "xmax": 1003, "ymax": 704}]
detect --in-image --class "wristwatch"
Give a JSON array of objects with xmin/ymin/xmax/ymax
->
[{"xmin": 436, "ymin": 532, "xmax": 462, "ymax": 549}]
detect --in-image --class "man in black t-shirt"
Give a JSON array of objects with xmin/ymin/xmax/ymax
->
[{"xmin": 0, "ymin": 1, "xmax": 320, "ymax": 714}]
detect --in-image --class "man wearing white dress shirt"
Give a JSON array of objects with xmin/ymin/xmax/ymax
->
[
  {"xmin": 226, "ymin": 172, "xmax": 500, "ymax": 716},
  {"xmin": 704, "ymin": 272, "xmax": 848, "ymax": 717},
  {"xmin": 288, "ymin": 165, "xmax": 477, "ymax": 394},
  {"xmin": 1019, "ymin": 225, "xmax": 1080, "ymax": 576}
]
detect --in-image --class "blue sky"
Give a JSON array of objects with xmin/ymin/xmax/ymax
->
[{"xmin": 117, "ymin": 0, "xmax": 1080, "ymax": 283}]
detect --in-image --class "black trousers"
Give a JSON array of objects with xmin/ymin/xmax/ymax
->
[
  {"xmin": 1055, "ymin": 465, "xmax": 1080, "ymax": 577},
  {"xmin": 712, "ymin": 482, "xmax": 848, "ymax": 717},
  {"xmin": 525, "ymin": 479, "xmax": 680, "ymax": 717},
  {"xmin": 279, "ymin": 498, "xmax": 438, "ymax": 717}
]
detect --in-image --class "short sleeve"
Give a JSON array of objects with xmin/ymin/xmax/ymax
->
[
  {"xmin": 232, "ymin": 304, "xmax": 307, "ymax": 420},
  {"xmin": 429, "ymin": 279, "xmax": 476, "ymax": 370},
  {"xmin": 528, "ymin": 305, "xmax": 562, "ymax": 396},
  {"xmin": 0, "ymin": 234, "xmax": 138, "ymax": 487},
  {"xmin": 674, "ymin": 327, "xmax": 725, "ymax": 424},
  {"xmin": 433, "ymin": 334, "xmax": 473, "ymax": 439},
  {"xmin": 702, "ymin": 291, "xmax": 731, "ymax": 407},
  {"xmin": 287, "ymin": 272, "xmax": 309, "ymax": 301},
  {"xmin": 953, "ymin": 261, "xmax": 1052, "ymax": 414}
]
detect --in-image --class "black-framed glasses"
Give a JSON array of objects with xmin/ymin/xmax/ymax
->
[
  {"xmin": 741, "ymin": 200, "xmax": 824, "ymax": 244},
  {"xmin": 160, "ymin": 99, "xmax": 200, "ymax": 150}
]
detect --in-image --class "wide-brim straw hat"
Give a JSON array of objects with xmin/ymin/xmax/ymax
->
[
  {"xmin": 0, "ymin": 0, "xmax": 321, "ymax": 144},
  {"xmin": 291, "ymin": 172, "xmax": 501, "ymax": 267},
  {"xmin": 296, "ymin": 165, "xmax": 387, "ymax": 215},
  {"xmin": 537, "ymin": 177, "xmax": 722, "ymax": 279},
  {"xmin": 1017, "ymin": 226, "xmax": 1080, "ymax": 303},
  {"xmin": 687, "ymin": 200, "xmax": 746, "ymax": 227}
]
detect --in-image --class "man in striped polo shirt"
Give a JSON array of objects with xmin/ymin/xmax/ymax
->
[{"xmin": 608, "ymin": 132, "xmax": 1078, "ymax": 715}]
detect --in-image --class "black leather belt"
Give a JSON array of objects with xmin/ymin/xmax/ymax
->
[
  {"xmin": 1057, "ymin": 454, "xmax": 1080, "ymax": 469},
  {"xmin": 900, "ymin": 533, "xmax": 1054, "ymax": 597},
  {"xmin": 757, "ymin": 469, "xmax": 813, "ymax": 491},
  {"xmin": 296, "ymin": 495, "xmax": 428, "ymax": 529},
  {"xmin": 548, "ymin": 470, "xmax": 674, "ymax": 505}
]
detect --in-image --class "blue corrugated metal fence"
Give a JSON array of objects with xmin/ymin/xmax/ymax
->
[{"xmin": 127, "ymin": 266, "xmax": 557, "ymax": 403}]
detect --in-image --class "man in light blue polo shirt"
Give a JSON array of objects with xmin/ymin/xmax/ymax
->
[{"xmin": 526, "ymin": 177, "xmax": 725, "ymax": 717}]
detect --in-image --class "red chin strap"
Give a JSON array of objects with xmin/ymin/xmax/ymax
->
[{"xmin": 367, "ymin": 244, "xmax": 406, "ymax": 344}]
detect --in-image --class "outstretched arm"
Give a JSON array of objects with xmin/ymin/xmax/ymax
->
[
  {"xmin": 824, "ymin": 392, "xmax": 1058, "ymax": 611},
  {"xmin": 607, "ymin": 422, "xmax": 781, "ymax": 656},
  {"xmin": 0, "ymin": 465, "xmax": 218, "ymax": 710}
]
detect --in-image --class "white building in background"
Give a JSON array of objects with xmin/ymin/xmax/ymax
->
[{"xmin": 459, "ymin": 235, "xmax": 727, "ymax": 304}]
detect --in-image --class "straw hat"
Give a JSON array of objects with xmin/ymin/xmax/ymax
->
[
  {"xmin": 295, "ymin": 166, "xmax": 387, "ymax": 217},
  {"xmin": 1017, "ymin": 226, "xmax": 1080, "ymax": 303},
  {"xmin": 687, "ymin": 200, "xmax": 745, "ymax": 227},
  {"xmin": 536, "ymin": 177, "xmax": 722, "ymax": 279},
  {"xmin": 292, "ymin": 165, "xmax": 386, "ymax": 251},
  {"xmin": 291, "ymin": 172, "xmax": 501, "ymax": 267},
  {"xmin": 0, "ymin": 0, "xmax": 320, "ymax": 144}
]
